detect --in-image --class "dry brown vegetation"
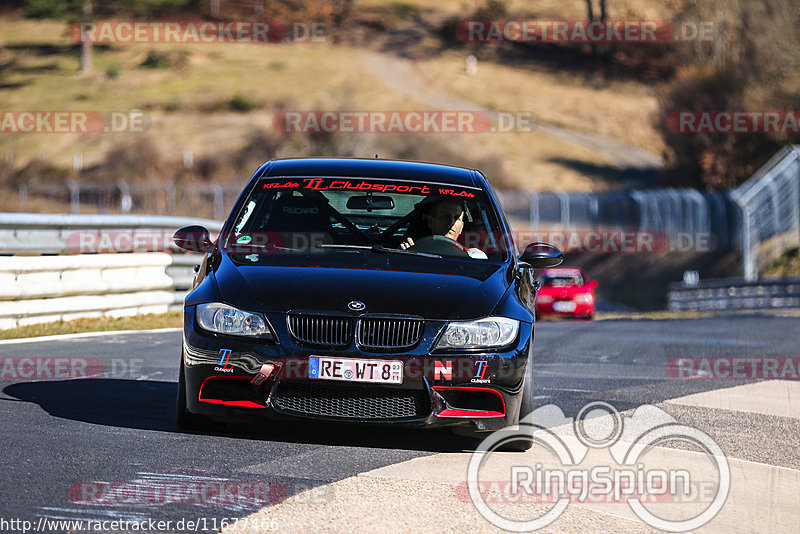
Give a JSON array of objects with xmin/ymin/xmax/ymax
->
[
  {"xmin": 656, "ymin": 0, "xmax": 800, "ymax": 189},
  {"xmin": 1, "ymin": 0, "xmax": 796, "ymax": 216}
]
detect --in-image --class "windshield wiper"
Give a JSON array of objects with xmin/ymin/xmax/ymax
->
[
  {"xmin": 316, "ymin": 244, "xmax": 441, "ymax": 258},
  {"xmin": 227, "ymin": 242, "xmax": 302, "ymax": 252}
]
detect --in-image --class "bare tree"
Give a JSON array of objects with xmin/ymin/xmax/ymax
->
[
  {"xmin": 658, "ymin": 0, "xmax": 800, "ymax": 189},
  {"xmin": 584, "ymin": 0, "xmax": 609, "ymax": 59},
  {"xmin": 332, "ymin": 0, "xmax": 356, "ymax": 27},
  {"xmin": 80, "ymin": 0, "xmax": 92, "ymax": 73}
]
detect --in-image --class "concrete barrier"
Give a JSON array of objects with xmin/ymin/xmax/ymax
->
[
  {"xmin": 0, "ymin": 253, "xmax": 203, "ymax": 329},
  {"xmin": 0, "ymin": 213, "xmax": 222, "ymax": 329}
]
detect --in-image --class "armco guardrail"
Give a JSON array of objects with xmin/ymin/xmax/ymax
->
[
  {"xmin": 0, "ymin": 213, "xmax": 222, "ymax": 254},
  {"xmin": 0, "ymin": 214, "xmax": 224, "ymax": 328},
  {"xmin": 667, "ymin": 277, "xmax": 800, "ymax": 311}
]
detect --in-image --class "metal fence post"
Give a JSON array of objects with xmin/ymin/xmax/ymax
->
[
  {"xmin": 557, "ymin": 192, "xmax": 570, "ymax": 229},
  {"xmin": 118, "ymin": 180, "xmax": 132, "ymax": 214},
  {"xmin": 786, "ymin": 151, "xmax": 800, "ymax": 249},
  {"xmin": 527, "ymin": 191, "xmax": 539, "ymax": 230},
  {"xmin": 165, "ymin": 182, "xmax": 176, "ymax": 215},
  {"xmin": 66, "ymin": 180, "xmax": 80, "ymax": 214},
  {"xmin": 589, "ymin": 194, "xmax": 599, "ymax": 229},
  {"xmin": 735, "ymin": 200, "xmax": 756, "ymax": 281},
  {"xmin": 18, "ymin": 183, "xmax": 27, "ymax": 212},
  {"xmin": 213, "ymin": 182, "xmax": 224, "ymax": 221}
]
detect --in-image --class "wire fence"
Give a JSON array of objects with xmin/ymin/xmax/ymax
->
[
  {"xmin": 498, "ymin": 145, "xmax": 800, "ymax": 279},
  {"xmin": 731, "ymin": 145, "xmax": 800, "ymax": 281},
  {"xmin": 497, "ymin": 188, "xmax": 738, "ymax": 251},
  {"xmin": 5, "ymin": 145, "xmax": 799, "ymax": 280},
  {"xmin": 12, "ymin": 181, "xmax": 243, "ymax": 221}
]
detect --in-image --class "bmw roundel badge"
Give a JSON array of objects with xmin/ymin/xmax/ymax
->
[{"xmin": 348, "ymin": 300, "xmax": 366, "ymax": 312}]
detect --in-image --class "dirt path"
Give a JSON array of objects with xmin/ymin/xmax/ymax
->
[{"xmin": 361, "ymin": 51, "xmax": 662, "ymax": 173}]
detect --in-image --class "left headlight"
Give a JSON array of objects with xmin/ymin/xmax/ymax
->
[
  {"xmin": 435, "ymin": 317, "xmax": 519, "ymax": 349},
  {"xmin": 196, "ymin": 302, "xmax": 272, "ymax": 338}
]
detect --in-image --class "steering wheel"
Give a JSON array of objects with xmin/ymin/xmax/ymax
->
[{"xmin": 407, "ymin": 235, "xmax": 469, "ymax": 258}]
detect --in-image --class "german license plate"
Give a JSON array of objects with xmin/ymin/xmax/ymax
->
[
  {"xmin": 553, "ymin": 301, "xmax": 577, "ymax": 312},
  {"xmin": 308, "ymin": 356, "xmax": 403, "ymax": 384}
]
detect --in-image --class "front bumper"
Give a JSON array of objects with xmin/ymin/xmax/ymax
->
[
  {"xmin": 181, "ymin": 307, "xmax": 533, "ymax": 433},
  {"xmin": 536, "ymin": 300, "xmax": 595, "ymax": 317}
]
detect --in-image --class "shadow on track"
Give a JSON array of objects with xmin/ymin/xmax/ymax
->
[
  {"xmin": 4, "ymin": 378, "xmax": 176, "ymax": 431},
  {"xmin": 3, "ymin": 378, "xmax": 480, "ymax": 452}
]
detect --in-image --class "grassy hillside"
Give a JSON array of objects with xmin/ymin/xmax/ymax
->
[{"xmin": 0, "ymin": 0, "xmax": 681, "ymax": 215}]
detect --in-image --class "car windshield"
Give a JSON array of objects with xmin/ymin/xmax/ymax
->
[
  {"xmin": 542, "ymin": 274, "xmax": 584, "ymax": 287},
  {"xmin": 225, "ymin": 176, "xmax": 509, "ymax": 262}
]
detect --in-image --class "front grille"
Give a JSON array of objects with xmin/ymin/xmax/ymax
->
[
  {"xmin": 357, "ymin": 318, "xmax": 424, "ymax": 349},
  {"xmin": 288, "ymin": 314, "xmax": 352, "ymax": 347},
  {"xmin": 272, "ymin": 382, "xmax": 429, "ymax": 420}
]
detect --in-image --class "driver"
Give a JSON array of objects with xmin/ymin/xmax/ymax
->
[{"xmin": 400, "ymin": 197, "xmax": 488, "ymax": 259}]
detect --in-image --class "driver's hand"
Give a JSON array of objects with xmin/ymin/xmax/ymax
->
[{"xmin": 400, "ymin": 237, "xmax": 414, "ymax": 250}]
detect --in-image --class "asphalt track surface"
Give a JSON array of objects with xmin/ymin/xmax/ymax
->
[{"xmin": 0, "ymin": 315, "xmax": 797, "ymax": 533}]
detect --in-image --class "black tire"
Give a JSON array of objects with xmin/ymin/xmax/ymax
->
[
  {"xmin": 176, "ymin": 357, "xmax": 208, "ymax": 431},
  {"xmin": 503, "ymin": 365, "xmax": 535, "ymax": 451}
]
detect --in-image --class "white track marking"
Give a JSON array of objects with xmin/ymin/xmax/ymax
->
[{"xmin": 0, "ymin": 328, "xmax": 181, "ymax": 345}]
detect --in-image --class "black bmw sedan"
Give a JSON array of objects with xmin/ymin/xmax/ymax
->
[{"xmin": 174, "ymin": 157, "xmax": 562, "ymax": 449}]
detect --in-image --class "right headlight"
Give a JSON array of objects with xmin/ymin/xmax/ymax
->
[
  {"xmin": 435, "ymin": 317, "xmax": 519, "ymax": 349},
  {"xmin": 196, "ymin": 302, "xmax": 273, "ymax": 338}
]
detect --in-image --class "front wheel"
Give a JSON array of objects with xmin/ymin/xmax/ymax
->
[
  {"xmin": 503, "ymin": 366, "xmax": 535, "ymax": 451},
  {"xmin": 176, "ymin": 357, "xmax": 210, "ymax": 431}
]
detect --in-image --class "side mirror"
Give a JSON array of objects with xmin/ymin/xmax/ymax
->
[
  {"xmin": 587, "ymin": 279, "xmax": 598, "ymax": 289},
  {"xmin": 174, "ymin": 225, "xmax": 214, "ymax": 253},
  {"xmin": 519, "ymin": 242, "xmax": 563, "ymax": 268}
]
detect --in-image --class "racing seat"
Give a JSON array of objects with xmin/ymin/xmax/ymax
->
[{"xmin": 260, "ymin": 194, "xmax": 335, "ymax": 250}]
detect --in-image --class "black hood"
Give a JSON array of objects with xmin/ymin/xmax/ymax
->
[{"xmin": 214, "ymin": 253, "xmax": 510, "ymax": 320}]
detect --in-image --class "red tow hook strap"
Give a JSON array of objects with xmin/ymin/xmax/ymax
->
[{"xmin": 250, "ymin": 363, "xmax": 275, "ymax": 385}]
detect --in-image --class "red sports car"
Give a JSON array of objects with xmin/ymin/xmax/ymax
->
[{"xmin": 535, "ymin": 267, "xmax": 597, "ymax": 319}]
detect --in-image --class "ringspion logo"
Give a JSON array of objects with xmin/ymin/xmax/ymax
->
[{"xmin": 467, "ymin": 402, "xmax": 730, "ymax": 531}]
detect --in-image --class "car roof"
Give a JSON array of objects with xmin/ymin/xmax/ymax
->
[{"xmin": 256, "ymin": 157, "xmax": 484, "ymax": 188}]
